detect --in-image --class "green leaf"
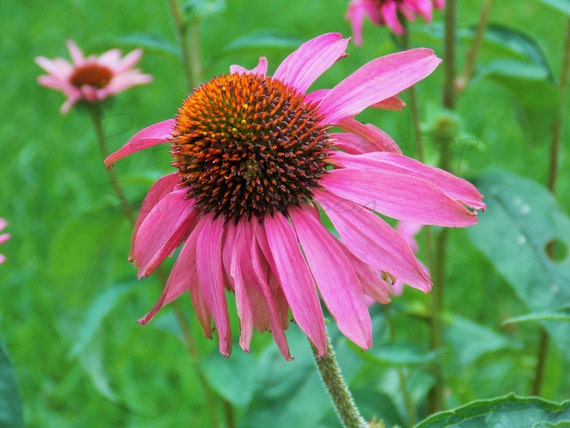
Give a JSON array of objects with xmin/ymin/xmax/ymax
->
[
  {"xmin": 415, "ymin": 394, "xmax": 570, "ymax": 427},
  {"xmin": 182, "ymin": 0, "xmax": 226, "ymax": 22},
  {"xmin": 110, "ymin": 33, "xmax": 180, "ymax": 56},
  {"xmin": 356, "ymin": 342, "xmax": 438, "ymax": 366},
  {"xmin": 483, "ymin": 25, "xmax": 554, "ymax": 79},
  {"xmin": 0, "ymin": 339, "xmax": 24, "ymax": 428},
  {"xmin": 534, "ymin": 0, "xmax": 570, "ymax": 15},
  {"xmin": 222, "ymin": 30, "xmax": 305, "ymax": 55},
  {"xmin": 69, "ymin": 281, "xmax": 137, "ymax": 358},
  {"xmin": 444, "ymin": 315, "xmax": 518, "ymax": 366},
  {"xmin": 503, "ymin": 307, "xmax": 570, "ymax": 326},
  {"xmin": 468, "ymin": 170, "xmax": 570, "ymax": 359},
  {"xmin": 201, "ymin": 351, "xmax": 260, "ymax": 407}
]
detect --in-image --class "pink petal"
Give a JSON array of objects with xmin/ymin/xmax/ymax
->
[
  {"xmin": 130, "ymin": 173, "xmax": 181, "ymax": 260},
  {"xmin": 133, "ymin": 190, "xmax": 197, "ymax": 278},
  {"xmin": 263, "ymin": 214, "xmax": 327, "ymax": 356},
  {"xmin": 227, "ymin": 222, "xmax": 254, "ymax": 352},
  {"xmin": 114, "ymin": 49, "xmax": 144, "ymax": 73},
  {"xmin": 336, "ymin": 118, "xmax": 402, "ymax": 154},
  {"xmin": 345, "ymin": 249, "xmax": 393, "ymax": 303},
  {"xmin": 196, "ymin": 214, "xmax": 232, "ymax": 356},
  {"xmin": 381, "ymin": 1, "xmax": 405, "ymax": 34},
  {"xmin": 35, "ymin": 56, "xmax": 73, "ymax": 80},
  {"xmin": 273, "ymin": 33, "xmax": 349, "ymax": 93},
  {"xmin": 98, "ymin": 48, "xmax": 122, "ymax": 67},
  {"xmin": 319, "ymin": 49, "xmax": 441, "ymax": 124},
  {"xmin": 138, "ymin": 219, "xmax": 212, "ymax": 339},
  {"xmin": 66, "ymin": 40, "xmax": 85, "ymax": 65},
  {"xmin": 346, "ymin": 0, "xmax": 368, "ymax": 46},
  {"xmin": 0, "ymin": 234, "xmax": 10, "ymax": 246},
  {"xmin": 289, "ymin": 207, "xmax": 372, "ymax": 349},
  {"xmin": 315, "ymin": 189, "xmax": 431, "ymax": 292},
  {"xmin": 230, "ymin": 57, "xmax": 268, "ymax": 76},
  {"xmin": 104, "ymin": 119, "xmax": 174, "ymax": 168},
  {"xmin": 320, "ymin": 168, "xmax": 479, "ymax": 226},
  {"xmin": 371, "ymin": 95, "xmax": 406, "ymax": 111},
  {"xmin": 333, "ymin": 151, "xmax": 485, "ymax": 210}
]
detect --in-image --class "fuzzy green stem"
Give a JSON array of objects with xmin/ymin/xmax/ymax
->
[
  {"xmin": 88, "ymin": 105, "xmax": 136, "ymax": 224},
  {"xmin": 310, "ymin": 336, "xmax": 368, "ymax": 428},
  {"xmin": 456, "ymin": 0, "xmax": 495, "ymax": 93},
  {"xmin": 532, "ymin": 17, "xmax": 570, "ymax": 397},
  {"xmin": 442, "ymin": 0, "xmax": 457, "ymax": 110}
]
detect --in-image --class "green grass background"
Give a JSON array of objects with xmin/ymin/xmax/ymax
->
[{"xmin": 1, "ymin": 0, "xmax": 569, "ymax": 427}]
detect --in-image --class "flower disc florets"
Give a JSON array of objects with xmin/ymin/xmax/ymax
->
[
  {"xmin": 171, "ymin": 73, "xmax": 331, "ymax": 220},
  {"xmin": 70, "ymin": 64, "xmax": 113, "ymax": 89}
]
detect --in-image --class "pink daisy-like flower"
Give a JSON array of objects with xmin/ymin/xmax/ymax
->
[
  {"xmin": 35, "ymin": 40, "xmax": 152, "ymax": 113},
  {"xmin": 347, "ymin": 0, "xmax": 446, "ymax": 43},
  {"xmin": 105, "ymin": 33, "xmax": 484, "ymax": 359},
  {"xmin": 0, "ymin": 219, "xmax": 10, "ymax": 264}
]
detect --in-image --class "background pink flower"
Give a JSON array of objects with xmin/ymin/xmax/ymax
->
[
  {"xmin": 106, "ymin": 33, "xmax": 483, "ymax": 359},
  {"xmin": 35, "ymin": 40, "xmax": 152, "ymax": 113},
  {"xmin": 0, "ymin": 218, "xmax": 10, "ymax": 264},
  {"xmin": 347, "ymin": 0, "xmax": 446, "ymax": 43}
]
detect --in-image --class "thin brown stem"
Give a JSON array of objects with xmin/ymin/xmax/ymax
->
[
  {"xmin": 88, "ymin": 105, "xmax": 136, "ymax": 224},
  {"xmin": 532, "ymin": 17, "xmax": 570, "ymax": 397},
  {"xmin": 456, "ymin": 0, "xmax": 495, "ymax": 93}
]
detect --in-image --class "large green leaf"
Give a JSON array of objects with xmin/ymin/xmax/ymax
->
[
  {"xmin": 468, "ymin": 170, "xmax": 570, "ymax": 358},
  {"xmin": 221, "ymin": 30, "xmax": 305, "ymax": 54},
  {"xmin": 534, "ymin": 0, "xmax": 570, "ymax": 14},
  {"xmin": 415, "ymin": 394, "xmax": 570, "ymax": 427},
  {"xmin": 0, "ymin": 339, "xmax": 24, "ymax": 428}
]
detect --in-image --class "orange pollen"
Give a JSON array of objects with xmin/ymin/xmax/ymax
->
[
  {"xmin": 70, "ymin": 63, "xmax": 113, "ymax": 89},
  {"xmin": 171, "ymin": 73, "xmax": 331, "ymax": 220}
]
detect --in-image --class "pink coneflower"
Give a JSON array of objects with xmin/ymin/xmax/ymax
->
[
  {"xmin": 35, "ymin": 40, "xmax": 152, "ymax": 113},
  {"xmin": 105, "ymin": 33, "xmax": 483, "ymax": 359},
  {"xmin": 347, "ymin": 0, "xmax": 446, "ymax": 43},
  {"xmin": 0, "ymin": 219, "xmax": 10, "ymax": 264}
]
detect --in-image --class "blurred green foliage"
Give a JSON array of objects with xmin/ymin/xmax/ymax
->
[{"xmin": 1, "ymin": 0, "xmax": 569, "ymax": 427}]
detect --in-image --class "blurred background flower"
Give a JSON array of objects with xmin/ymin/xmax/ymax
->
[
  {"xmin": 35, "ymin": 40, "xmax": 152, "ymax": 113},
  {"xmin": 0, "ymin": 218, "xmax": 10, "ymax": 264}
]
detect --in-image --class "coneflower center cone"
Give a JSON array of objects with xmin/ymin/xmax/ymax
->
[
  {"xmin": 171, "ymin": 73, "xmax": 331, "ymax": 220},
  {"xmin": 70, "ymin": 64, "xmax": 113, "ymax": 88}
]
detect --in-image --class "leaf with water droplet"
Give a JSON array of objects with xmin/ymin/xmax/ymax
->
[{"xmin": 468, "ymin": 170, "xmax": 570, "ymax": 359}]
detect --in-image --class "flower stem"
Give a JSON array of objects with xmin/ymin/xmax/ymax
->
[
  {"xmin": 456, "ymin": 0, "xmax": 495, "ymax": 94},
  {"xmin": 89, "ymin": 103, "xmax": 221, "ymax": 427},
  {"xmin": 168, "ymin": 0, "xmax": 202, "ymax": 89},
  {"xmin": 310, "ymin": 335, "xmax": 368, "ymax": 428},
  {"xmin": 88, "ymin": 105, "xmax": 136, "ymax": 224},
  {"xmin": 532, "ymin": 17, "xmax": 570, "ymax": 396},
  {"xmin": 427, "ymin": 0, "xmax": 457, "ymax": 414}
]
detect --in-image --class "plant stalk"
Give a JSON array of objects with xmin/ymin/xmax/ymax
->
[
  {"xmin": 456, "ymin": 0, "xmax": 495, "ymax": 93},
  {"xmin": 532, "ymin": 17, "xmax": 570, "ymax": 397},
  {"xmin": 311, "ymin": 335, "xmax": 368, "ymax": 428}
]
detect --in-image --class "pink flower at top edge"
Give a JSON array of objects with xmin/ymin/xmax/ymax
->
[
  {"xmin": 347, "ymin": 0, "xmax": 446, "ymax": 44},
  {"xmin": 0, "ymin": 219, "xmax": 10, "ymax": 264},
  {"xmin": 105, "ymin": 33, "xmax": 484, "ymax": 359},
  {"xmin": 35, "ymin": 40, "xmax": 152, "ymax": 113}
]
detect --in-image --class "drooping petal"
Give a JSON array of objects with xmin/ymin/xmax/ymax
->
[
  {"xmin": 230, "ymin": 57, "xmax": 268, "ymax": 76},
  {"xmin": 332, "ymin": 151, "xmax": 485, "ymax": 210},
  {"xmin": 273, "ymin": 33, "xmax": 349, "ymax": 93},
  {"xmin": 315, "ymin": 189, "xmax": 431, "ymax": 292},
  {"xmin": 289, "ymin": 207, "xmax": 372, "ymax": 349},
  {"xmin": 129, "ymin": 173, "xmax": 181, "ymax": 260},
  {"xmin": 337, "ymin": 118, "xmax": 402, "ymax": 154},
  {"xmin": 196, "ymin": 214, "xmax": 232, "ymax": 356},
  {"xmin": 380, "ymin": 0, "xmax": 405, "ymax": 34},
  {"xmin": 227, "ymin": 221, "xmax": 254, "ymax": 352},
  {"xmin": 104, "ymin": 119, "xmax": 174, "ymax": 168},
  {"xmin": 137, "ymin": 222, "xmax": 209, "ymax": 336},
  {"xmin": 133, "ymin": 190, "xmax": 197, "ymax": 278},
  {"xmin": 371, "ymin": 95, "xmax": 406, "ymax": 111},
  {"xmin": 320, "ymin": 168, "xmax": 479, "ymax": 226},
  {"xmin": 263, "ymin": 214, "xmax": 327, "ymax": 356},
  {"xmin": 319, "ymin": 49, "xmax": 441, "ymax": 124}
]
